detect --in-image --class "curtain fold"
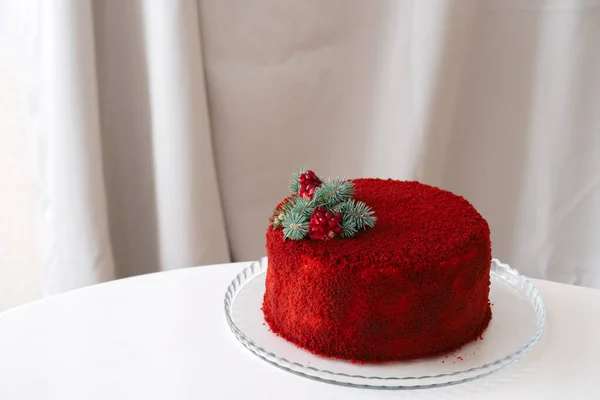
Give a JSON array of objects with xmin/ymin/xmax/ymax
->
[
  {"xmin": 32, "ymin": 0, "xmax": 230, "ymax": 295},
  {"xmin": 13, "ymin": 0, "xmax": 600, "ymax": 292},
  {"xmin": 34, "ymin": 0, "xmax": 116, "ymax": 295},
  {"xmin": 138, "ymin": 0, "xmax": 229, "ymax": 271}
]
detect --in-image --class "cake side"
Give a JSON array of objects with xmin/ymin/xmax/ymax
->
[{"xmin": 263, "ymin": 178, "xmax": 492, "ymax": 361}]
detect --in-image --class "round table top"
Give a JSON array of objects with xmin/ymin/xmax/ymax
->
[{"xmin": 0, "ymin": 262, "xmax": 598, "ymax": 399}]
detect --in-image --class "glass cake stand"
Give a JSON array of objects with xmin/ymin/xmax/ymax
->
[{"xmin": 224, "ymin": 258, "xmax": 546, "ymax": 389}]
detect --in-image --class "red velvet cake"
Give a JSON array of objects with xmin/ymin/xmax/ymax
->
[{"xmin": 263, "ymin": 176, "xmax": 492, "ymax": 362}]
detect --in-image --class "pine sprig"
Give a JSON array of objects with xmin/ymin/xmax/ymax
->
[
  {"xmin": 282, "ymin": 212, "xmax": 308, "ymax": 240},
  {"xmin": 270, "ymin": 196, "xmax": 295, "ymax": 228},
  {"xmin": 340, "ymin": 214, "xmax": 358, "ymax": 238},
  {"xmin": 337, "ymin": 199, "xmax": 377, "ymax": 230},
  {"xmin": 289, "ymin": 196, "xmax": 314, "ymax": 219},
  {"xmin": 271, "ymin": 213, "xmax": 284, "ymax": 228},
  {"xmin": 289, "ymin": 167, "xmax": 307, "ymax": 195},
  {"xmin": 312, "ymin": 179, "xmax": 354, "ymax": 208}
]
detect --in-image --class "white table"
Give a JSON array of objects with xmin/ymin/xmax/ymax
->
[{"xmin": 0, "ymin": 262, "xmax": 598, "ymax": 399}]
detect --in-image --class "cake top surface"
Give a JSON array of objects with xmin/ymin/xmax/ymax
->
[{"xmin": 267, "ymin": 178, "xmax": 490, "ymax": 267}]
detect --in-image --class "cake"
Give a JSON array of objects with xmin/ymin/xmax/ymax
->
[{"xmin": 262, "ymin": 170, "xmax": 492, "ymax": 362}]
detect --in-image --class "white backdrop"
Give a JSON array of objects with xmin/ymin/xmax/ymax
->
[{"xmin": 3, "ymin": 0, "xmax": 600, "ymax": 294}]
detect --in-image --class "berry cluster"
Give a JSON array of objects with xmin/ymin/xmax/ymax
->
[
  {"xmin": 298, "ymin": 170, "xmax": 322, "ymax": 199},
  {"xmin": 308, "ymin": 206, "xmax": 342, "ymax": 240}
]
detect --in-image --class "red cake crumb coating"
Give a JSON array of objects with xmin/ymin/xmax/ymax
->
[{"xmin": 263, "ymin": 179, "xmax": 492, "ymax": 362}]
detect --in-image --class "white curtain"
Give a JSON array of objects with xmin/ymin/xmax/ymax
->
[
  {"xmin": 4, "ymin": 0, "xmax": 600, "ymax": 294},
  {"xmin": 24, "ymin": 0, "xmax": 230, "ymax": 294}
]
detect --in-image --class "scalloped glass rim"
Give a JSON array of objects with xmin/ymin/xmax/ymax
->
[{"xmin": 224, "ymin": 258, "xmax": 546, "ymax": 389}]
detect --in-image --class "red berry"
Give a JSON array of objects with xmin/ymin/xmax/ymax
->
[
  {"xmin": 308, "ymin": 207, "xmax": 342, "ymax": 240},
  {"xmin": 298, "ymin": 170, "xmax": 322, "ymax": 199}
]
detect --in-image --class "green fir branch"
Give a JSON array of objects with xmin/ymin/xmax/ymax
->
[
  {"xmin": 340, "ymin": 214, "xmax": 358, "ymax": 238},
  {"xmin": 270, "ymin": 196, "xmax": 296, "ymax": 228},
  {"xmin": 271, "ymin": 212, "xmax": 285, "ymax": 228},
  {"xmin": 337, "ymin": 199, "xmax": 376, "ymax": 230},
  {"xmin": 335, "ymin": 199, "xmax": 350, "ymax": 213},
  {"xmin": 289, "ymin": 196, "xmax": 314, "ymax": 219},
  {"xmin": 282, "ymin": 212, "xmax": 309, "ymax": 240},
  {"xmin": 289, "ymin": 167, "xmax": 307, "ymax": 195},
  {"xmin": 312, "ymin": 179, "xmax": 354, "ymax": 208}
]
